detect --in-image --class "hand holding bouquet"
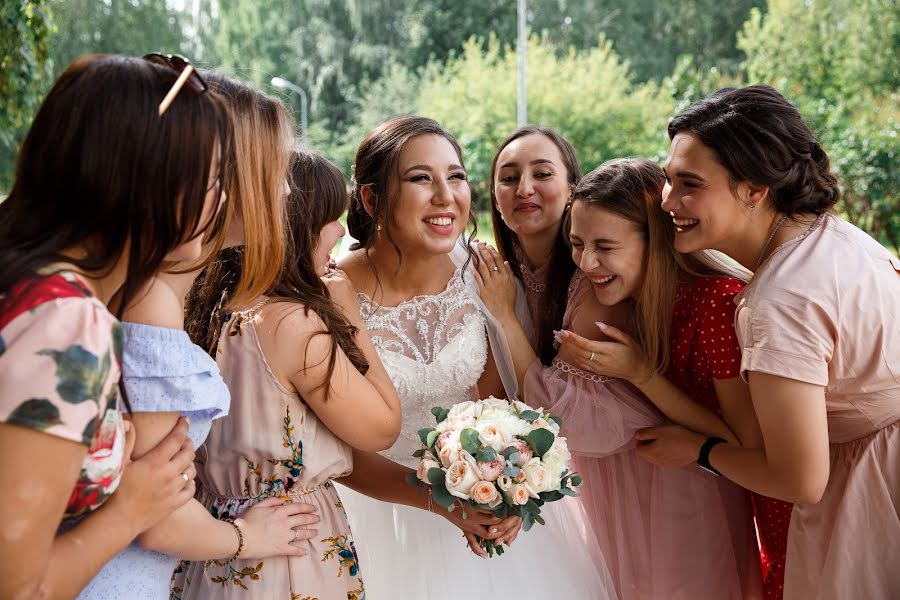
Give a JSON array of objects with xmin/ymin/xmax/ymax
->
[{"xmin": 406, "ymin": 397, "xmax": 582, "ymax": 557}]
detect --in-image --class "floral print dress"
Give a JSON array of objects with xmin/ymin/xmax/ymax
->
[
  {"xmin": 173, "ymin": 300, "xmax": 363, "ymax": 600},
  {"xmin": 0, "ymin": 271, "xmax": 126, "ymax": 527}
]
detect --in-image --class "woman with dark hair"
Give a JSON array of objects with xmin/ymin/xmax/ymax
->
[
  {"xmin": 634, "ymin": 84, "xmax": 900, "ymax": 599},
  {"xmin": 177, "ymin": 148, "xmax": 401, "ymax": 599},
  {"xmin": 488, "ymin": 126, "xmax": 586, "ymax": 367},
  {"xmin": 336, "ymin": 116, "xmax": 614, "ymax": 600},
  {"xmin": 78, "ymin": 73, "xmax": 317, "ymax": 600},
  {"xmin": 0, "ymin": 54, "xmax": 217, "ymax": 598},
  {"xmin": 481, "ymin": 157, "xmax": 762, "ymax": 599}
]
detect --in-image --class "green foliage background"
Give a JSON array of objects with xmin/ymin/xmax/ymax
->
[{"xmin": 1, "ymin": 0, "xmax": 896, "ymax": 253}]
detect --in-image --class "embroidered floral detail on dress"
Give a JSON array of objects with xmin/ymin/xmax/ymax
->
[
  {"xmin": 242, "ymin": 404, "xmax": 304, "ymax": 499},
  {"xmin": 321, "ymin": 534, "xmax": 361, "ymax": 579},
  {"xmin": 209, "ymin": 561, "xmax": 263, "ymax": 590}
]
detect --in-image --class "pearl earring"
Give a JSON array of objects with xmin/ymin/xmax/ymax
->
[{"xmin": 376, "ymin": 223, "xmax": 382, "ymax": 231}]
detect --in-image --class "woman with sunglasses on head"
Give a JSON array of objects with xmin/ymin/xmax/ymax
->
[
  {"xmin": 632, "ymin": 85, "xmax": 900, "ymax": 599},
  {"xmin": 77, "ymin": 67, "xmax": 317, "ymax": 600},
  {"xmin": 0, "ymin": 54, "xmax": 223, "ymax": 599},
  {"xmin": 176, "ymin": 147, "xmax": 401, "ymax": 599}
]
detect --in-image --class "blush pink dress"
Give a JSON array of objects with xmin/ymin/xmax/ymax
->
[
  {"xmin": 735, "ymin": 213, "xmax": 900, "ymax": 600},
  {"xmin": 525, "ymin": 272, "xmax": 761, "ymax": 600}
]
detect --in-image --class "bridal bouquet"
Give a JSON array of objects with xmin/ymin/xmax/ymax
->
[{"xmin": 407, "ymin": 396, "xmax": 581, "ymax": 556}]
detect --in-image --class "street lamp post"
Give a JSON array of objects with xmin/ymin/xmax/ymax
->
[{"xmin": 271, "ymin": 76, "xmax": 308, "ymax": 140}]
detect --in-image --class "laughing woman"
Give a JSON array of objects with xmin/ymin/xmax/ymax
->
[{"xmin": 639, "ymin": 85, "xmax": 900, "ymax": 599}]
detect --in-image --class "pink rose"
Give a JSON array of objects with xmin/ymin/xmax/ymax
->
[
  {"xmin": 508, "ymin": 483, "xmax": 530, "ymax": 506},
  {"xmin": 477, "ymin": 458, "xmax": 505, "ymax": 482},
  {"xmin": 506, "ymin": 440, "xmax": 533, "ymax": 467},
  {"xmin": 446, "ymin": 455, "xmax": 481, "ymax": 500},
  {"xmin": 471, "ymin": 481, "xmax": 502, "ymax": 507},
  {"xmin": 417, "ymin": 457, "xmax": 442, "ymax": 484},
  {"xmin": 435, "ymin": 431, "xmax": 453, "ymax": 452}
]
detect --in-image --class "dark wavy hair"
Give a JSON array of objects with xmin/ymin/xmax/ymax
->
[
  {"xmin": 488, "ymin": 126, "xmax": 581, "ymax": 365},
  {"xmin": 667, "ymin": 84, "xmax": 841, "ymax": 216},
  {"xmin": 0, "ymin": 54, "xmax": 229, "ymax": 315},
  {"xmin": 187, "ymin": 150, "xmax": 368, "ymax": 396},
  {"xmin": 346, "ymin": 115, "xmax": 477, "ymax": 278}
]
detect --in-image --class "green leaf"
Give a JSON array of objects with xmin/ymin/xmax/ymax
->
[
  {"xmin": 430, "ymin": 483, "xmax": 456, "ymax": 510},
  {"xmin": 417, "ymin": 427, "xmax": 435, "ymax": 447},
  {"xmin": 6, "ymin": 398, "xmax": 61, "ymax": 429},
  {"xmin": 404, "ymin": 472, "xmax": 422, "ymax": 487},
  {"xmin": 534, "ymin": 513, "xmax": 546, "ymax": 526},
  {"xmin": 560, "ymin": 487, "xmax": 579, "ymax": 497},
  {"xmin": 460, "ymin": 428, "xmax": 481, "ymax": 454},
  {"xmin": 426, "ymin": 430, "xmax": 439, "ymax": 448},
  {"xmin": 431, "ymin": 406, "xmax": 450, "ymax": 423},
  {"xmin": 539, "ymin": 490, "xmax": 564, "ymax": 502},
  {"xmin": 38, "ymin": 345, "xmax": 100, "ymax": 404},
  {"xmin": 475, "ymin": 447, "xmax": 497, "ymax": 462},
  {"xmin": 412, "ymin": 448, "xmax": 426, "ymax": 458},
  {"xmin": 520, "ymin": 410, "xmax": 540, "ymax": 422},
  {"xmin": 503, "ymin": 465, "xmax": 521, "ymax": 477},
  {"xmin": 522, "ymin": 510, "xmax": 534, "ymax": 532},
  {"xmin": 548, "ymin": 415, "xmax": 562, "ymax": 428},
  {"xmin": 426, "ymin": 467, "xmax": 446, "ymax": 486},
  {"xmin": 528, "ymin": 428, "xmax": 555, "ymax": 458},
  {"xmin": 570, "ymin": 475, "xmax": 583, "ymax": 487}
]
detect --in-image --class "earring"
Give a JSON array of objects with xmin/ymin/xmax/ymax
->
[
  {"xmin": 376, "ymin": 223, "xmax": 382, "ymax": 231},
  {"xmin": 750, "ymin": 204, "xmax": 756, "ymax": 213}
]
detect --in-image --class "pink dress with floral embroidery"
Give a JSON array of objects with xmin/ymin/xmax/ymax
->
[{"xmin": 0, "ymin": 272, "xmax": 126, "ymax": 526}]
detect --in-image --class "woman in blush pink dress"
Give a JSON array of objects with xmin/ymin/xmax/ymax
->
[
  {"xmin": 475, "ymin": 158, "xmax": 761, "ymax": 600},
  {"xmin": 636, "ymin": 85, "xmax": 900, "ymax": 600}
]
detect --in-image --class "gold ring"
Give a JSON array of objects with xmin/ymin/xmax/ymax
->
[{"xmin": 588, "ymin": 352, "xmax": 595, "ymax": 362}]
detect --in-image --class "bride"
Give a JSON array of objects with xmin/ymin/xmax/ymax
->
[{"xmin": 336, "ymin": 116, "xmax": 616, "ymax": 599}]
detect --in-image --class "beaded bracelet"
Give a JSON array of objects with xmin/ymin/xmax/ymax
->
[{"xmin": 205, "ymin": 518, "xmax": 245, "ymax": 569}]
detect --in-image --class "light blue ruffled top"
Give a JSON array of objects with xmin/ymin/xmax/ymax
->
[{"xmin": 77, "ymin": 322, "xmax": 230, "ymax": 600}]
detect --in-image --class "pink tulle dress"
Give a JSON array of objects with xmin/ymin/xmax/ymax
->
[{"xmin": 524, "ymin": 272, "xmax": 761, "ymax": 600}]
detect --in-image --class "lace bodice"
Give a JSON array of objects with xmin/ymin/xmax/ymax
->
[{"xmin": 359, "ymin": 267, "xmax": 488, "ymax": 466}]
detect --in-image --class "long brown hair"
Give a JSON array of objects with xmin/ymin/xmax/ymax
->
[
  {"xmin": 202, "ymin": 72, "xmax": 293, "ymax": 310},
  {"xmin": 572, "ymin": 158, "xmax": 723, "ymax": 374},
  {"xmin": 346, "ymin": 115, "xmax": 477, "ymax": 279},
  {"xmin": 188, "ymin": 150, "xmax": 367, "ymax": 395},
  {"xmin": 488, "ymin": 126, "xmax": 581, "ymax": 364},
  {"xmin": 0, "ymin": 54, "xmax": 229, "ymax": 315}
]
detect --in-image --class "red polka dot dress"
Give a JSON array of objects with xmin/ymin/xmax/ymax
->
[{"xmin": 665, "ymin": 276, "xmax": 792, "ymax": 600}]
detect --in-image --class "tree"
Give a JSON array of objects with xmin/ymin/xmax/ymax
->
[
  {"xmin": 738, "ymin": 0, "xmax": 899, "ymax": 253},
  {"xmin": 0, "ymin": 0, "xmax": 52, "ymax": 192}
]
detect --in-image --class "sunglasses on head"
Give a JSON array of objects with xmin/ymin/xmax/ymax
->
[{"xmin": 143, "ymin": 53, "xmax": 208, "ymax": 116}]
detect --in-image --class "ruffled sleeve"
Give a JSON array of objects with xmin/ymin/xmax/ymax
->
[
  {"xmin": 0, "ymin": 296, "xmax": 121, "ymax": 446},
  {"xmin": 524, "ymin": 358, "xmax": 664, "ymax": 458},
  {"xmin": 122, "ymin": 322, "xmax": 230, "ymax": 445}
]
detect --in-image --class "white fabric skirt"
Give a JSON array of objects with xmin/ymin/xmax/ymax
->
[{"xmin": 336, "ymin": 481, "xmax": 617, "ymax": 600}]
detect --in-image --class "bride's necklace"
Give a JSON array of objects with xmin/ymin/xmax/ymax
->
[{"xmin": 755, "ymin": 214, "xmax": 788, "ymax": 269}]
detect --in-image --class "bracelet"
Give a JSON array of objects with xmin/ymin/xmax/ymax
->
[
  {"xmin": 427, "ymin": 488, "xmax": 434, "ymax": 513},
  {"xmin": 204, "ymin": 518, "xmax": 245, "ymax": 569},
  {"xmin": 697, "ymin": 437, "xmax": 727, "ymax": 476}
]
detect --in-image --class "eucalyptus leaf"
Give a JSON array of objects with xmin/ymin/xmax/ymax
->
[
  {"xmin": 475, "ymin": 447, "xmax": 498, "ymax": 462},
  {"xmin": 520, "ymin": 410, "xmax": 540, "ymax": 422},
  {"xmin": 412, "ymin": 448, "xmax": 426, "ymax": 458},
  {"xmin": 426, "ymin": 430, "xmax": 439, "ymax": 448},
  {"xmin": 504, "ymin": 465, "xmax": 521, "ymax": 477},
  {"xmin": 460, "ymin": 428, "xmax": 481, "ymax": 454},
  {"xmin": 528, "ymin": 428, "xmax": 555, "ymax": 458}
]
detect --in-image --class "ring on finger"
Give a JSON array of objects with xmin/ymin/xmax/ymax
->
[
  {"xmin": 181, "ymin": 472, "xmax": 190, "ymax": 484},
  {"xmin": 491, "ymin": 266, "xmax": 499, "ymax": 272},
  {"xmin": 588, "ymin": 351, "xmax": 595, "ymax": 362},
  {"xmin": 292, "ymin": 529, "xmax": 300, "ymax": 542}
]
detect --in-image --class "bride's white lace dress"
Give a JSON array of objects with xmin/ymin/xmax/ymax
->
[{"xmin": 337, "ymin": 255, "xmax": 616, "ymax": 600}]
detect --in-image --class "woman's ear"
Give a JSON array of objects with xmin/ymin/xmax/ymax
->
[
  {"xmin": 741, "ymin": 180, "xmax": 771, "ymax": 212},
  {"xmin": 360, "ymin": 185, "xmax": 376, "ymax": 217}
]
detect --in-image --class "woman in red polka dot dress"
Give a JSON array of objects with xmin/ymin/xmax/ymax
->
[{"xmin": 556, "ymin": 159, "xmax": 790, "ymax": 599}]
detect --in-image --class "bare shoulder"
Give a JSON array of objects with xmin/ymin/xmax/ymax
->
[
  {"xmin": 122, "ymin": 277, "xmax": 184, "ymax": 329},
  {"xmin": 337, "ymin": 250, "xmax": 377, "ymax": 294}
]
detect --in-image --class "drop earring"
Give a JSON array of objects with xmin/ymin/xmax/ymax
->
[
  {"xmin": 376, "ymin": 223, "xmax": 382, "ymax": 231},
  {"xmin": 750, "ymin": 204, "xmax": 756, "ymax": 213}
]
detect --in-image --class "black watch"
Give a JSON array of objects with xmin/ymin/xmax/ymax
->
[{"xmin": 697, "ymin": 437, "xmax": 727, "ymax": 476}]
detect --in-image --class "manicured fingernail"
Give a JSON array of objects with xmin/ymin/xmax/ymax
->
[
  {"xmin": 558, "ymin": 330, "xmax": 570, "ymax": 338},
  {"xmin": 596, "ymin": 321, "xmax": 608, "ymax": 330}
]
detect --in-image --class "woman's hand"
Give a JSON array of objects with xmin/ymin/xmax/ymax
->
[
  {"xmin": 439, "ymin": 501, "xmax": 523, "ymax": 558},
  {"xmin": 237, "ymin": 497, "xmax": 322, "ymax": 559},
  {"xmin": 555, "ymin": 323, "xmax": 650, "ymax": 383},
  {"xmin": 472, "ymin": 242, "xmax": 518, "ymax": 323},
  {"xmin": 322, "ymin": 268, "xmax": 362, "ymax": 321},
  {"xmin": 634, "ymin": 425, "xmax": 706, "ymax": 469}
]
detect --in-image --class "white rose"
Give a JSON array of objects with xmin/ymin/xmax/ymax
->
[
  {"xmin": 541, "ymin": 437, "xmax": 572, "ymax": 491},
  {"xmin": 448, "ymin": 401, "xmax": 476, "ymax": 419},
  {"xmin": 417, "ymin": 457, "xmax": 442, "ymax": 484},
  {"xmin": 508, "ymin": 483, "xmax": 531, "ymax": 506},
  {"xmin": 513, "ymin": 400, "xmax": 537, "ymax": 414},
  {"xmin": 497, "ymin": 474, "xmax": 513, "ymax": 492},
  {"xmin": 438, "ymin": 443, "xmax": 460, "ymax": 468},
  {"xmin": 445, "ymin": 454, "xmax": 481, "ymax": 500},
  {"xmin": 533, "ymin": 416, "xmax": 560, "ymax": 435},
  {"xmin": 522, "ymin": 458, "xmax": 549, "ymax": 497},
  {"xmin": 476, "ymin": 423, "xmax": 508, "ymax": 452},
  {"xmin": 470, "ymin": 481, "xmax": 503, "ymax": 508},
  {"xmin": 479, "ymin": 397, "xmax": 511, "ymax": 412}
]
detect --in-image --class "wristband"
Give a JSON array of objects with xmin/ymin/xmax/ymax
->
[
  {"xmin": 205, "ymin": 518, "xmax": 245, "ymax": 570},
  {"xmin": 697, "ymin": 437, "xmax": 727, "ymax": 476}
]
